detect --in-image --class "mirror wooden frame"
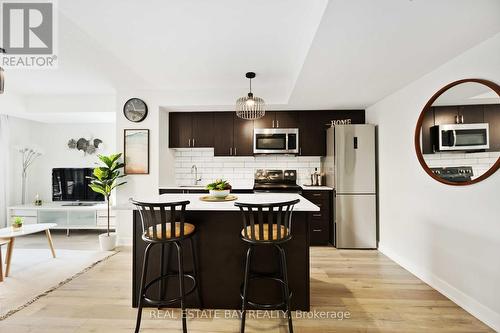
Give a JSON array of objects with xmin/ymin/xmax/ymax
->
[{"xmin": 414, "ymin": 78, "xmax": 500, "ymax": 186}]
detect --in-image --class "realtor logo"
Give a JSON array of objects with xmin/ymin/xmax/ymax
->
[{"xmin": 0, "ymin": 1, "xmax": 57, "ymax": 68}]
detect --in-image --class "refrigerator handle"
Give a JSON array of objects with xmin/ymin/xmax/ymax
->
[{"xmin": 354, "ymin": 136, "xmax": 358, "ymax": 149}]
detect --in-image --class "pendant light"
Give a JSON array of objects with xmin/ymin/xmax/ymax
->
[
  {"xmin": 0, "ymin": 48, "xmax": 4, "ymax": 94},
  {"xmin": 236, "ymin": 72, "xmax": 265, "ymax": 120}
]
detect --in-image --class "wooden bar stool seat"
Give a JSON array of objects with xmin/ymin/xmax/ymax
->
[
  {"xmin": 240, "ymin": 224, "xmax": 288, "ymax": 241},
  {"xmin": 146, "ymin": 222, "xmax": 195, "ymax": 240}
]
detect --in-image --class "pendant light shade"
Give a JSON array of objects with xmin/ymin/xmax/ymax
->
[{"xmin": 236, "ymin": 72, "xmax": 265, "ymax": 120}]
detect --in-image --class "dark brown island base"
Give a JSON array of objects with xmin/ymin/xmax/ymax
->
[{"xmin": 131, "ymin": 193, "xmax": 320, "ymax": 311}]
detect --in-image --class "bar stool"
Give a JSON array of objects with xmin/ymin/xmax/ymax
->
[
  {"xmin": 235, "ymin": 199, "xmax": 300, "ymax": 333},
  {"xmin": 131, "ymin": 199, "xmax": 202, "ymax": 333}
]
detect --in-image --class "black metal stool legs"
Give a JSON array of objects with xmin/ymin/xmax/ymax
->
[
  {"xmin": 135, "ymin": 243, "xmax": 153, "ymax": 333},
  {"xmin": 240, "ymin": 245, "xmax": 254, "ymax": 333},
  {"xmin": 175, "ymin": 241, "xmax": 188, "ymax": 333},
  {"xmin": 277, "ymin": 245, "xmax": 293, "ymax": 333},
  {"xmin": 240, "ymin": 244, "xmax": 293, "ymax": 333}
]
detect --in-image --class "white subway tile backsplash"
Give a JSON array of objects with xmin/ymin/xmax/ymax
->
[
  {"xmin": 223, "ymin": 162, "xmax": 245, "ymax": 168},
  {"xmin": 172, "ymin": 149, "xmax": 322, "ymax": 186},
  {"xmin": 423, "ymin": 151, "xmax": 499, "ymax": 180}
]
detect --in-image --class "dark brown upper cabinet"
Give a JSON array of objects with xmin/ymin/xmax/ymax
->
[
  {"xmin": 484, "ymin": 104, "xmax": 500, "ymax": 151},
  {"xmin": 458, "ymin": 105, "xmax": 484, "ymax": 123},
  {"xmin": 170, "ymin": 110, "xmax": 366, "ymax": 157},
  {"xmin": 253, "ymin": 111, "xmax": 299, "ymax": 129},
  {"xmin": 169, "ymin": 112, "xmax": 192, "ymax": 148},
  {"xmin": 213, "ymin": 112, "xmax": 234, "ymax": 156},
  {"xmin": 434, "ymin": 106, "xmax": 458, "ymax": 125},
  {"xmin": 191, "ymin": 112, "xmax": 214, "ymax": 147},
  {"xmin": 275, "ymin": 111, "xmax": 299, "ymax": 128},
  {"xmin": 421, "ymin": 107, "xmax": 435, "ymax": 154},
  {"xmin": 213, "ymin": 112, "xmax": 253, "ymax": 156},
  {"xmin": 169, "ymin": 112, "xmax": 214, "ymax": 148},
  {"xmin": 298, "ymin": 111, "xmax": 326, "ymax": 156},
  {"xmin": 233, "ymin": 116, "xmax": 254, "ymax": 156},
  {"xmin": 253, "ymin": 112, "xmax": 275, "ymax": 128}
]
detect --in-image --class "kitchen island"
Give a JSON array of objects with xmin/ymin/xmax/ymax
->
[{"xmin": 131, "ymin": 193, "xmax": 319, "ymax": 310}]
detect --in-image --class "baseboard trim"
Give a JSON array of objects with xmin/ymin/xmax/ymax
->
[{"xmin": 378, "ymin": 242, "xmax": 500, "ymax": 331}]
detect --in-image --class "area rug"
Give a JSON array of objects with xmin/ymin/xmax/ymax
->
[{"xmin": 0, "ymin": 248, "xmax": 117, "ymax": 319}]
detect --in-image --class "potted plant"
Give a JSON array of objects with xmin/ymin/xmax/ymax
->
[
  {"xmin": 206, "ymin": 179, "xmax": 232, "ymax": 198},
  {"xmin": 11, "ymin": 216, "xmax": 23, "ymax": 231},
  {"xmin": 88, "ymin": 153, "xmax": 126, "ymax": 251}
]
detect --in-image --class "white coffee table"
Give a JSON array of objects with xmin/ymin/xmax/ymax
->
[{"xmin": 0, "ymin": 223, "xmax": 57, "ymax": 278}]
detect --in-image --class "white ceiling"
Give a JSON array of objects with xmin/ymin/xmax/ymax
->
[{"xmin": 2, "ymin": 0, "xmax": 500, "ymax": 120}]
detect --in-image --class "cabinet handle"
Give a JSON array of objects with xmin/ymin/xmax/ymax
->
[
  {"xmin": 272, "ymin": 120, "xmax": 275, "ymax": 128},
  {"xmin": 312, "ymin": 193, "xmax": 322, "ymax": 197},
  {"xmin": 230, "ymin": 147, "xmax": 232, "ymax": 155},
  {"xmin": 192, "ymin": 138, "xmax": 195, "ymax": 147},
  {"xmin": 299, "ymin": 147, "xmax": 302, "ymax": 155},
  {"xmin": 455, "ymin": 115, "xmax": 459, "ymax": 124},
  {"xmin": 460, "ymin": 115, "xmax": 464, "ymax": 123},
  {"xmin": 276, "ymin": 120, "xmax": 279, "ymax": 127},
  {"xmin": 234, "ymin": 147, "xmax": 237, "ymax": 155},
  {"xmin": 188, "ymin": 139, "xmax": 191, "ymax": 147},
  {"xmin": 313, "ymin": 214, "xmax": 322, "ymax": 217},
  {"xmin": 313, "ymin": 229, "xmax": 322, "ymax": 232}
]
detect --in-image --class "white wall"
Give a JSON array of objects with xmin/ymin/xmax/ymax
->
[
  {"xmin": 8, "ymin": 117, "xmax": 116, "ymax": 204},
  {"xmin": 366, "ymin": 32, "xmax": 500, "ymax": 330},
  {"xmin": 115, "ymin": 92, "xmax": 176, "ymax": 244}
]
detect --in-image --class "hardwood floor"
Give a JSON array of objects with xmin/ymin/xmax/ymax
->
[{"xmin": 0, "ymin": 237, "xmax": 492, "ymax": 332}]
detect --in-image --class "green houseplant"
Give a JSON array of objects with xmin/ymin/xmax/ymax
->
[
  {"xmin": 11, "ymin": 216, "xmax": 23, "ymax": 231},
  {"xmin": 206, "ymin": 179, "xmax": 232, "ymax": 198},
  {"xmin": 88, "ymin": 153, "xmax": 126, "ymax": 250}
]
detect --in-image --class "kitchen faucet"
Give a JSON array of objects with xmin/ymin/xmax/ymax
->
[{"xmin": 191, "ymin": 164, "xmax": 202, "ymax": 185}]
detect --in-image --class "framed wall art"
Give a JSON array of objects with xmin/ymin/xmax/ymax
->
[{"xmin": 124, "ymin": 129, "xmax": 149, "ymax": 174}]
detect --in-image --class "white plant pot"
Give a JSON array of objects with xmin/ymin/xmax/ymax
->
[
  {"xmin": 99, "ymin": 232, "xmax": 117, "ymax": 251},
  {"xmin": 209, "ymin": 189, "xmax": 230, "ymax": 198}
]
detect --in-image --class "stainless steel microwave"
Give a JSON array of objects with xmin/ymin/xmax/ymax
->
[
  {"xmin": 253, "ymin": 128, "xmax": 299, "ymax": 154},
  {"xmin": 432, "ymin": 123, "xmax": 489, "ymax": 151}
]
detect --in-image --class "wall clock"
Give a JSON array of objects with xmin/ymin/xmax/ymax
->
[{"xmin": 123, "ymin": 98, "xmax": 148, "ymax": 122}]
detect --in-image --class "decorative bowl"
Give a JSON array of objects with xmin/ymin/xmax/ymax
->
[{"xmin": 209, "ymin": 189, "xmax": 230, "ymax": 198}]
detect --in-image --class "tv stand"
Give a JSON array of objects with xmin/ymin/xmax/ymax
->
[{"xmin": 8, "ymin": 202, "xmax": 115, "ymax": 236}]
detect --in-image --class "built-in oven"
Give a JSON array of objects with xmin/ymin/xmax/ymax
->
[
  {"xmin": 432, "ymin": 123, "xmax": 489, "ymax": 151},
  {"xmin": 253, "ymin": 128, "xmax": 299, "ymax": 154}
]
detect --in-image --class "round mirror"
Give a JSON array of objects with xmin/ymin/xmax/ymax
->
[{"xmin": 415, "ymin": 79, "xmax": 500, "ymax": 185}]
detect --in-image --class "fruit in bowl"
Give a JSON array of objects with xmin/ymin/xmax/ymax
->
[{"xmin": 206, "ymin": 179, "xmax": 232, "ymax": 198}]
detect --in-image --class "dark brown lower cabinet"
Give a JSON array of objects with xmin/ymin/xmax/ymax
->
[{"xmin": 302, "ymin": 189, "xmax": 333, "ymax": 246}]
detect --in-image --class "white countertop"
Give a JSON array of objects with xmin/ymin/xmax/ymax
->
[
  {"xmin": 159, "ymin": 185, "xmax": 254, "ymax": 190},
  {"xmin": 9, "ymin": 202, "xmax": 109, "ymax": 211},
  {"xmin": 121, "ymin": 193, "xmax": 320, "ymax": 212},
  {"xmin": 301, "ymin": 185, "xmax": 334, "ymax": 191}
]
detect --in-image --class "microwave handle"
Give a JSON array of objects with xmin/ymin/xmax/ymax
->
[{"xmin": 452, "ymin": 130, "xmax": 457, "ymax": 147}]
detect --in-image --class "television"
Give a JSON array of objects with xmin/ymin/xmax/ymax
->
[{"xmin": 52, "ymin": 168, "xmax": 105, "ymax": 202}]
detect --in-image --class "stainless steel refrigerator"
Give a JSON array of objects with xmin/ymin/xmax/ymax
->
[{"xmin": 324, "ymin": 124, "xmax": 377, "ymax": 249}]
